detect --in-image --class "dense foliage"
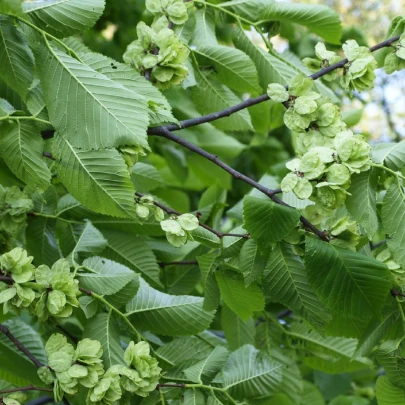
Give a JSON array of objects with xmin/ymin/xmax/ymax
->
[{"xmin": 1, "ymin": 0, "xmax": 405, "ymax": 404}]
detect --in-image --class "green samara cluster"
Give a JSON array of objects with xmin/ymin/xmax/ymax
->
[
  {"xmin": 267, "ymin": 42, "xmax": 377, "ymax": 248},
  {"xmin": 123, "ymin": 0, "xmax": 190, "ymax": 88},
  {"xmin": 38, "ymin": 335, "xmax": 161, "ymax": 404},
  {"xmin": 0, "ymin": 248, "xmax": 79, "ymax": 319}
]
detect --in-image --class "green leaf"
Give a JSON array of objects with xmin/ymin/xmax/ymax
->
[
  {"xmin": 197, "ymin": 252, "xmax": 218, "ymax": 287},
  {"xmin": 382, "ymin": 185, "xmax": 405, "ymax": 267},
  {"xmin": 69, "ymin": 221, "xmax": 107, "ymax": 262},
  {"xmin": 22, "ymin": 0, "xmax": 106, "ymax": 38},
  {"xmin": 239, "ymin": 239, "xmax": 267, "ymax": 285},
  {"xmin": 289, "ymin": 321, "xmax": 371, "ymax": 374},
  {"xmin": 83, "ymin": 312, "xmax": 125, "ymax": 369},
  {"xmin": 0, "ymin": 319, "xmax": 46, "ymax": 386},
  {"xmin": 191, "ymin": 8, "xmax": 217, "ymax": 46},
  {"xmin": 232, "ymin": 26, "xmax": 298, "ymax": 90},
  {"xmin": 190, "ymin": 227, "xmax": 221, "ymax": 248},
  {"xmin": 243, "ymin": 196, "xmax": 300, "ymax": 248},
  {"xmin": 355, "ymin": 302, "xmax": 399, "ymax": 357},
  {"xmin": 26, "ymin": 217, "xmax": 61, "ymax": 267},
  {"xmin": 0, "ymin": 120, "xmax": 51, "ymax": 188},
  {"xmin": 131, "ymin": 163, "xmax": 164, "ymax": 192},
  {"xmin": 53, "ymin": 135, "xmax": 139, "ymax": 219},
  {"xmin": 79, "ymin": 296, "xmax": 98, "ymax": 319},
  {"xmin": 299, "ymin": 381, "xmax": 325, "ymax": 405},
  {"xmin": 184, "ymin": 346, "xmax": 229, "ymax": 384},
  {"xmin": 204, "ymin": 272, "xmax": 221, "ymax": 311},
  {"xmin": 100, "ymin": 229, "xmax": 161, "ymax": 287},
  {"xmin": 216, "ymin": 270, "xmax": 265, "ymax": 321},
  {"xmin": 126, "ymin": 278, "xmax": 215, "ymax": 336},
  {"xmin": 372, "ymin": 141, "xmax": 405, "ymax": 171},
  {"xmin": 0, "ymin": 76, "xmax": 25, "ymax": 111},
  {"xmin": 0, "ymin": 16, "xmax": 34, "ymax": 99},
  {"xmin": 192, "ymin": 70, "xmax": 253, "ymax": 131},
  {"xmin": 221, "ymin": 304, "xmax": 255, "ymax": 351},
  {"xmin": 79, "ymin": 256, "xmax": 138, "ymax": 296},
  {"xmin": 376, "ymin": 340, "xmax": 405, "ymax": 389},
  {"xmin": 232, "ymin": 27, "xmax": 335, "ymax": 100},
  {"xmin": 376, "ymin": 376, "xmax": 405, "ymax": 405},
  {"xmin": 258, "ymin": 3, "xmax": 342, "ymax": 44},
  {"xmin": 104, "ymin": 279, "xmax": 140, "ymax": 310},
  {"xmin": 216, "ymin": 344, "xmax": 282, "ymax": 399},
  {"xmin": 305, "ymin": 236, "xmax": 391, "ymax": 320},
  {"xmin": 346, "ymin": 169, "xmax": 379, "ymax": 239},
  {"xmin": 271, "ymin": 349, "xmax": 304, "ymax": 404},
  {"xmin": 35, "ymin": 44, "xmax": 149, "ymax": 150},
  {"xmin": 156, "ymin": 336, "xmax": 213, "ymax": 368},
  {"xmin": 194, "ymin": 45, "xmax": 260, "ymax": 93},
  {"xmin": 264, "ymin": 243, "xmax": 331, "ymax": 330},
  {"xmin": 26, "ymin": 80, "xmax": 50, "ymax": 126},
  {"xmin": 0, "ymin": 98, "xmax": 15, "ymax": 117},
  {"xmin": 183, "ymin": 389, "xmax": 206, "ymax": 405},
  {"xmin": 78, "ymin": 51, "xmax": 175, "ymax": 126}
]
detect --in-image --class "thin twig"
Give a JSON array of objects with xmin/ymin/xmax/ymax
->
[
  {"xmin": 148, "ymin": 130, "xmax": 329, "ymax": 241},
  {"xmin": 148, "ymin": 35, "xmax": 401, "ymax": 134},
  {"xmin": 0, "ymin": 324, "xmax": 43, "ymax": 368},
  {"xmin": 157, "ymin": 383, "xmax": 186, "ymax": 389},
  {"xmin": 369, "ymin": 239, "xmax": 387, "ymax": 250},
  {"xmin": 136, "ymin": 192, "xmax": 251, "ymax": 239}
]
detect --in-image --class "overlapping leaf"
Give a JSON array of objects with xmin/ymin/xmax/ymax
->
[
  {"xmin": 289, "ymin": 321, "xmax": 371, "ymax": 374},
  {"xmin": 221, "ymin": 304, "xmax": 255, "ymax": 351},
  {"xmin": 22, "ymin": 0, "xmax": 106, "ymax": 38},
  {"xmin": 376, "ymin": 376, "xmax": 405, "ymax": 405},
  {"xmin": 215, "ymin": 344, "xmax": 282, "ymax": 399},
  {"xmin": 194, "ymin": 44, "xmax": 260, "ymax": 93},
  {"xmin": 382, "ymin": 184, "xmax": 405, "ymax": 267},
  {"xmin": 78, "ymin": 52, "xmax": 175, "ymax": 126},
  {"xmin": 223, "ymin": 0, "xmax": 341, "ymax": 43},
  {"xmin": 53, "ymin": 136, "xmax": 139, "ymax": 219},
  {"xmin": 264, "ymin": 243, "xmax": 331, "ymax": 330},
  {"xmin": 232, "ymin": 27, "xmax": 336, "ymax": 99},
  {"xmin": 0, "ymin": 121, "xmax": 51, "ymax": 188},
  {"xmin": 184, "ymin": 346, "xmax": 229, "ymax": 383},
  {"xmin": 0, "ymin": 16, "xmax": 34, "ymax": 99},
  {"xmin": 305, "ymin": 237, "xmax": 391, "ymax": 320},
  {"xmin": 372, "ymin": 141, "xmax": 405, "ymax": 171},
  {"xmin": 126, "ymin": 279, "xmax": 215, "ymax": 336},
  {"xmin": 243, "ymin": 196, "xmax": 301, "ymax": 247},
  {"xmin": 216, "ymin": 270, "xmax": 265, "ymax": 321},
  {"xmin": 35, "ymin": 44, "xmax": 149, "ymax": 150},
  {"xmin": 79, "ymin": 256, "xmax": 138, "ymax": 296},
  {"xmin": 26, "ymin": 217, "xmax": 61, "ymax": 267},
  {"xmin": 191, "ymin": 8, "xmax": 217, "ymax": 46},
  {"xmin": 68, "ymin": 221, "xmax": 107, "ymax": 262},
  {"xmin": 83, "ymin": 312, "xmax": 125, "ymax": 368},
  {"xmin": 100, "ymin": 229, "xmax": 161, "ymax": 286},
  {"xmin": 192, "ymin": 70, "xmax": 253, "ymax": 131},
  {"xmin": 346, "ymin": 169, "xmax": 379, "ymax": 239}
]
